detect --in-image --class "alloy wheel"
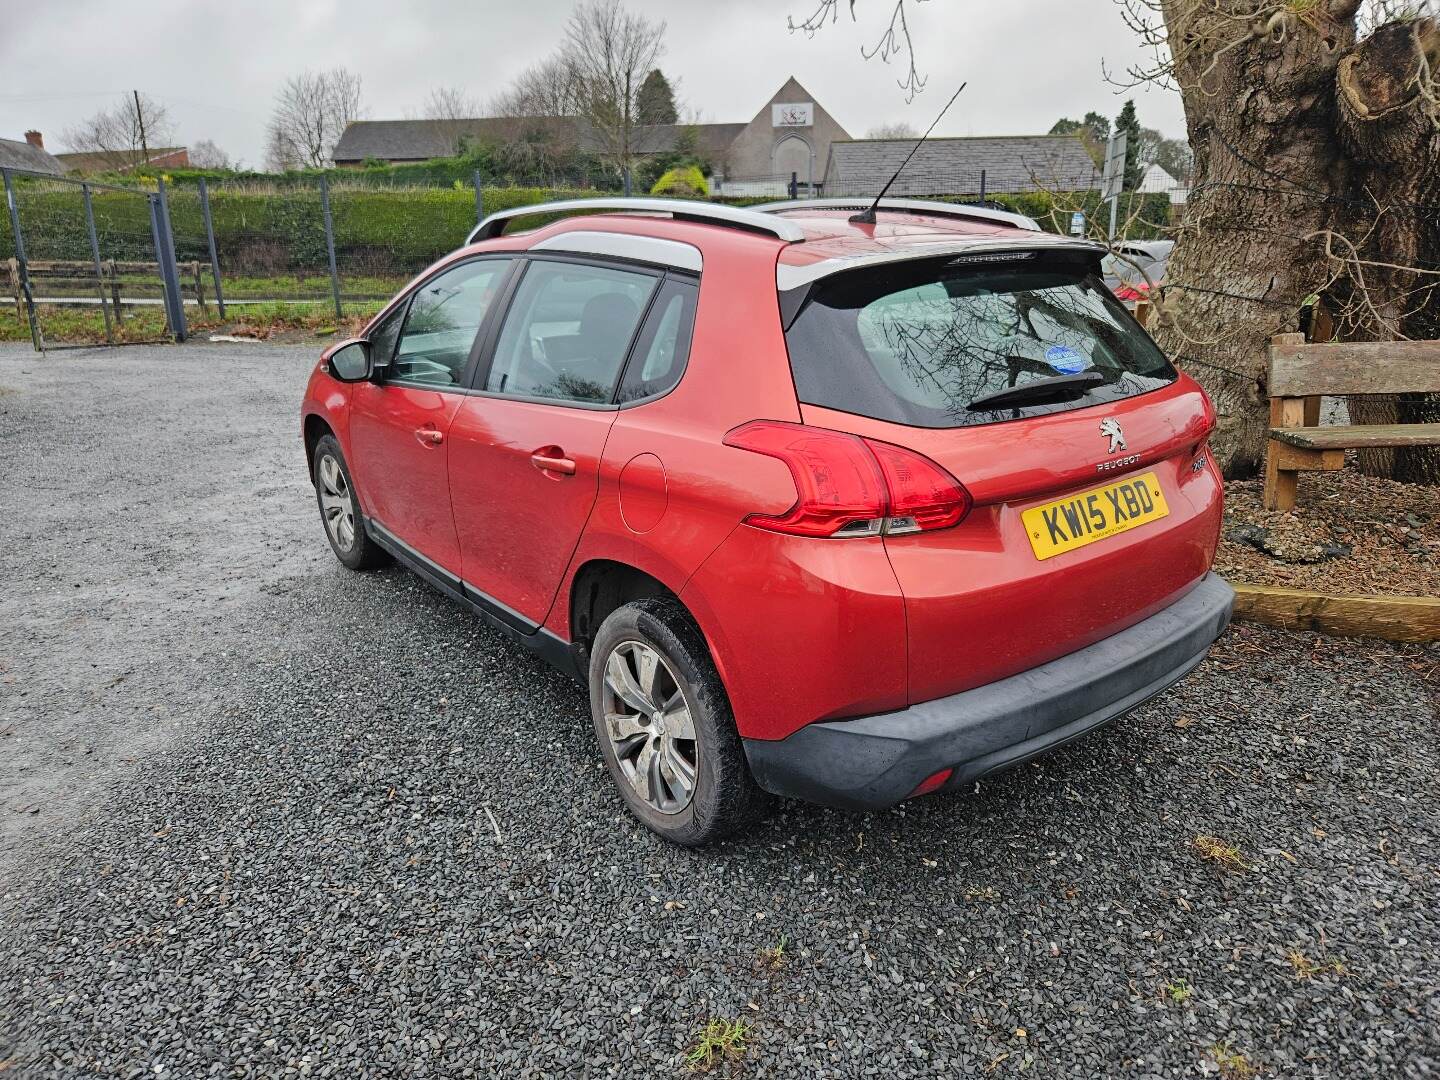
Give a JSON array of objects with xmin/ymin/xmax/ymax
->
[
  {"xmin": 601, "ymin": 640, "xmax": 698, "ymax": 815},
  {"xmin": 317, "ymin": 454, "xmax": 356, "ymax": 551}
]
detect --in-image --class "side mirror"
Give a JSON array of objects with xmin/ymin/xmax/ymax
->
[{"xmin": 327, "ymin": 339, "xmax": 371, "ymax": 382}]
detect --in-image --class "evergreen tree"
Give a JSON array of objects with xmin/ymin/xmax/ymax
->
[
  {"xmin": 1114, "ymin": 100, "xmax": 1143, "ymax": 190},
  {"xmin": 636, "ymin": 69, "xmax": 678, "ymax": 126}
]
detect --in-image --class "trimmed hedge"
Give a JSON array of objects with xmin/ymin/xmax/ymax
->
[
  {"xmin": 77, "ymin": 144, "xmax": 625, "ymax": 192},
  {"xmin": 0, "ymin": 184, "xmax": 604, "ymax": 275},
  {"xmin": 0, "ymin": 179, "xmax": 1175, "ymax": 278}
]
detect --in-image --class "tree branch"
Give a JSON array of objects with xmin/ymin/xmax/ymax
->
[{"xmin": 788, "ymin": 0, "xmax": 931, "ymax": 100}]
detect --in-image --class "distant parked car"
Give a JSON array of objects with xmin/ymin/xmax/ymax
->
[
  {"xmin": 300, "ymin": 197, "xmax": 1230, "ymax": 846},
  {"xmin": 1103, "ymin": 240, "xmax": 1173, "ymax": 303}
]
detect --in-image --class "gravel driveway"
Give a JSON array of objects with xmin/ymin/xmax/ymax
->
[{"xmin": 1, "ymin": 343, "xmax": 1437, "ymax": 1078}]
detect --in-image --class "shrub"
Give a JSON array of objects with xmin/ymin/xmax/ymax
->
[
  {"xmin": 650, "ymin": 166, "xmax": 708, "ymax": 198},
  {"xmin": 636, "ymin": 129, "xmax": 711, "ymax": 192}
]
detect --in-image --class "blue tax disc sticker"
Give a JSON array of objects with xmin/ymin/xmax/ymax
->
[{"xmin": 1043, "ymin": 344, "xmax": 1090, "ymax": 374}]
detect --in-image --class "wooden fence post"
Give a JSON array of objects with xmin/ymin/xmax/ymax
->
[
  {"xmin": 189, "ymin": 261, "xmax": 207, "ymax": 313},
  {"xmin": 104, "ymin": 260, "xmax": 123, "ymax": 322},
  {"xmin": 7, "ymin": 257, "xmax": 20, "ymax": 319}
]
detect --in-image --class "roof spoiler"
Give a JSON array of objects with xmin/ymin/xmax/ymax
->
[
  {"xmin": 751, "ymin": 197, "xmax": 1042, "ymax": 233},
  {"xmin": 774, "ymin": 234, "xmax": 1105, "ymax": 291},
  {"xmin": 467, "ymin": 197, "xmax": 807, "ymax": 245}
]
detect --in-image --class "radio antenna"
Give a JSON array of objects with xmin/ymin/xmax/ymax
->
[{"xmin": 850, "ymin": 81, "xmax": 968, "ymax": 225}]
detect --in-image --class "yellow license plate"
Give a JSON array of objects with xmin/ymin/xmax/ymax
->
[{"xmin": 1022, "ymin": 471, "xmax": 1169, "ymax": 561}]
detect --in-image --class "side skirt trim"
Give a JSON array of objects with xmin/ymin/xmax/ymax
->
[{"xmin": 364, "ymin": 517, "xmax": 584, "ymax": 683}]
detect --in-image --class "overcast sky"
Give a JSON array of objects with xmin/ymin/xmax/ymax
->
[{"xmin": 2, "ymin": 0, "xmax": 1183, "ymax": 167}]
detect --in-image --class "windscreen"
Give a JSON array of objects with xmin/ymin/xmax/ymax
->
[{"xmin": 784, "ymin": 255, "xmax": 1177, "ymax": 429}]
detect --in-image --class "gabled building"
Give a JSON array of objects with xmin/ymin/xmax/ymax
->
[
  {"xmin": 821, "ymin": 134, "xmax": 1099, "ymax": 198},
  {"xmin": 331, "ymin": 76, "xmax": 852, "ymax": 186},
  {"xmin": 707, "ymin": 76, "xmax": 851, "ymax": 193},
  {"xmin": 54, "ymin": 146, "xmax": 191, "ymax": 175},
  {"xmin": 329, "ymin": 78, "xmax": 1104, "ymax": 200},
  {"xmin": 0, "ymin": 131, "xmax": 64, "ymax": 176},
  {"xmin": 1137, "ymin": 162, "xmax": 1188, "ymax": 205},
  {"xmin": 332, "ymin": 116, "xmax": 574, "ymax": 166}
]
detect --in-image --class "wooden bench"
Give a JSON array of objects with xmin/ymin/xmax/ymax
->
[
  {"xmin": 6, "ymin": 257, "xmax": 208, "ymax": 321},
  {"xmin": 1263, "ymin": 332, "xmax": 1440, "ymax": 510}
]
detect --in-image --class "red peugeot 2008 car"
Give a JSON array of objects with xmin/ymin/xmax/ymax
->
[{"xmin": 300, "ymin": 197, "xmax": 1232, "ymax": 846}]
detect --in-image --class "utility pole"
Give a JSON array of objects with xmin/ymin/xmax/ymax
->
[
  {"xmin": 1101, "ymin": 129, "xmax": 1128, "ymax": 242},
  {"xmin": 134, "ymin": 89, "xmax": 150, "ymax": 166}
]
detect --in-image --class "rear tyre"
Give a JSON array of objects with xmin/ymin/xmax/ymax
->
[
  {"xmin": 589, "ymin": 598, "xmax": 771, "ymax": 846},
  {"xmin": 312, "ymin": 434, "xmax": 389, "ymax": 571}
]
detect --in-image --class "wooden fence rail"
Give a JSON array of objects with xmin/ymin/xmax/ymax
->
[{"xmin": 7, "ymin": 257, "xmax": 207, "ymax": 321}]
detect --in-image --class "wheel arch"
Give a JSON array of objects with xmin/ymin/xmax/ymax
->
[
  {"xmin": 568, "ymin": 559, "xmax": 688, "ymax": 654},
  {"xmin": 303, "ymin": 412, "xmax": 335, "ymax": 482}
]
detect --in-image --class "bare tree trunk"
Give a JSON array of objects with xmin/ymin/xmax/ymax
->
[
  {"xmin": 1150, "ymin": 1, "xmax": 1359, "ymax": 478},
  {"xmin": 1333, "ymin": 19, "xmax": 1440, "ymax": 483},
  {"xmin": 1152, "ymin": 4, "xmax": 1439, "ymax": 482}
]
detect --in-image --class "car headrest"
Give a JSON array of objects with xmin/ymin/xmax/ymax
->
[{"xmin": 579, "ymin": 293, "xmax": 640, "ymax": 348}]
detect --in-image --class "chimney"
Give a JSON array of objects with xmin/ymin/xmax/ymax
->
[{"xmin": 24, "ymin": 131, "xmax": 43, "ymax": 149}]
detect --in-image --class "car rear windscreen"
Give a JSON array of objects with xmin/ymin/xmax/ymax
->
[{"xmin": 784, "ymin": 255, "xmax": 1177, "ymax": 429}]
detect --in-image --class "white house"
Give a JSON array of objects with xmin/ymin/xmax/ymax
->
[{"xmin": 1137, "ymin": 162, "xmax": 1188, "ymax": 205}]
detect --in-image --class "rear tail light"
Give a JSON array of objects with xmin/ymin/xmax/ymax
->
[
  {"xmin": 866, "ymin": 438, "xmax": 971, "ymax": 534},
  {"xmin": 723, "ymin": 420, "xmax": 972, "ymax": 539}
]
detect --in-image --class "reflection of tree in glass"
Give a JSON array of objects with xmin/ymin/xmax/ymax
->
[
  {"xmin": 405, "ymin": 284, "xmax": 467, "ymax": 336},
  {"xmin": 535, "ymin": 372, "xmax": 608, "ymax": 403},
  {"xmin": 866, "ymin": 272, "xmax": 1164, "ymax": 423}
]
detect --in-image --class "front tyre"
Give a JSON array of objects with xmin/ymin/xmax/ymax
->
[
  {"xmin": 312, "ymin": 434, "xmax": 388, "ymax": 571},
  {"xmin": 589, "ymin": 598, "xmax": 770, "ymax": 846}
]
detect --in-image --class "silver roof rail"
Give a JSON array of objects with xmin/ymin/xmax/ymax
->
[
  {"xmin": 750, "ymin": 197, "xmax": 1042, "ymax": 233},
  {"xmin": 467, "ymin": 197, "xmax": 807, "ymax": 245}
]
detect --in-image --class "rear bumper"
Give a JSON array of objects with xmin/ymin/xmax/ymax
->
[{"xmin": 742, "ymin": 573, "xmax": 1235, "ymax": 810}]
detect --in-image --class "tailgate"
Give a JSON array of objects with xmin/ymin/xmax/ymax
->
[
  {"xmin": 781, "ymin": 247, "xmax": 1223, "ymax": 704},
  {"xmin": 802, "ymin": 380, "xmax": 1222, "ymax": 704}
]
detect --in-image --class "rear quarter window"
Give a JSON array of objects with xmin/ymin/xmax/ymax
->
[{"xmin": 784, "ymin": 256, "xmax": 1177, "ymax": 429}]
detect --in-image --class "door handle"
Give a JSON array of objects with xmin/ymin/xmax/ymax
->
[
  {"xmin": 415, "ymin": 427, "xmax": 444, "ymax": 447},
  {"xmin": 530, "ymin": 446, "xmax": 576, "ymax": 475}
]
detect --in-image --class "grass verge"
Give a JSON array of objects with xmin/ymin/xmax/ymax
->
[{"xmin": 0, "ymin": 302, "xmax": 384, "ymax": 346}]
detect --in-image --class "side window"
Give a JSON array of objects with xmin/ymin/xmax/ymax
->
[
  {"xmin": 617, "ymin": 278, "xmax": 697, "ymax": 404},
  {"xmin": 389, "ymin": 259, "xmax": 511, "ymax": 387},
  {"xmin": 485, "ymin": 261, "xmax": 657, "ymax": 404}
]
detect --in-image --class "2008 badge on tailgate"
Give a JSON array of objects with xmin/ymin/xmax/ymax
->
[{"xmin": 1022, "ymin": 472, "xmax": 1170, "ymax": 560}]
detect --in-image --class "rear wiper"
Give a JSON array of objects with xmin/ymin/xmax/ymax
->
[{"xmin": 965, "ymin": 370, "xmax": 1105, "ymax": 412}]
